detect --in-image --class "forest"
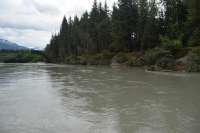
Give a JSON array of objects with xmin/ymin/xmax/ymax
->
[
  {"xmin": 0, "ymin": 50, "xmax": 44, "ymax": 63},
  {"xmin": 45, "ymin": 0, "xmax": 200, "ymax": 72}
]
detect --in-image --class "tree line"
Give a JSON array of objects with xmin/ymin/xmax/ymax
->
[{"xmin": 45, "ymin": 0, "xmax": 199, "ymax": 63}]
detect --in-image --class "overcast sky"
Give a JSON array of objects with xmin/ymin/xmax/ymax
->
[{"xmin": 0, "ymin": 0, "xmax": 116, "ymax": 49}]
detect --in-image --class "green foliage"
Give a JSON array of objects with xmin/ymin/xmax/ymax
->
[
  {"xmin": 111, "ymin": 0, "xmax": 138, "ymax": 51},
  {"xmin": 87, "ymin": 54, "xmax": 102, "ymax": 65},
  {"xmin": 88, "ymin": 51, "xmax": 114, "ymax": 65},
  {"xmin": 115, "ymin": 52, "xmax": 129, "ymax": 64},
  {"xmin": 44, "ymin": 0, "xmax": 198, "ymax": 73},
  {"xmin": 174, "ymin": 48, "xmax": 189, "ymax": 59},
  {"xmin": 101, "ymin": 50, "xmax": 115, "ymax": 60},
  {"xmin": 138, "ymin": 0, "xmax": 160, "ymax": 50},
  {"xmin": 188, "ymin": 28, "xmax": 200, "ymax": 47},
  {"xmin": 114, "ymin": 52, "xmax": 145, "ymax": 67},
  {"xmin": 144, "ymin": 48, "xmax": 176, "ymax": 70},
  {"xmin": 160, "ymin": 36, "xmax": 182, "ymax": 51},
  {"xmin": 187, "ymin": 0, "xmax": 200, "ymax": 26},
  {"xmin": 186, "ymin": 48, "xmax": 200, "ymax": 72},
  {"xmin": 163, "ymin": 0, "xmax": 187, "ymax": 39},
  {"xmin": 0, "ymin": 51, "xmax": 44, "ymax": 63},
  {"xmin": 144, "ymin": 48, "xmax": 171, "ymax": 66},
  {"xmin": 45, "ymin": 0, "xmax": 189, "ymax": 60},
  {"xmin": 156, "ymin": 57, "xmax": 175, "ymax": 70},
  {"xmin": 64, "ymin": 55, "xmax": 79, "ymax": 64},
  {"xmin": 126, "ymin": 57, "xmax": 145, "ymax": 67},
  {"xmin": 186, "ymin": 0, "xmax": 200, "ymax": 48},
  {"xmin": 16, "ymin": 52, "xmax": 43, "ymax": 62},
  {"xmin": 63, "ymin": 51, "xmax": 114, "ymax": 66}
]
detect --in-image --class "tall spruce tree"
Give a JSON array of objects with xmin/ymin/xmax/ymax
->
[
  {"xmin": 163, "ymin": 0, "xmax": 187, "ymax": 39},
  {"xmin": 111, "ymin": 0, "xmax": 138, "ymax": 52},
  {"xmin": 137, "ymin": 0, "xmax": 160, "ymax": 50},
  {"xmin": 89, "ymin": 0, "xmax": 100, "ymax": 53},
  {"xmin": 45, "ymin": 0, "xmax": 193, "ymax": 64},
  {"xmin": 187, "ymin": 0, "xmax": 200, "ymax": 46},
  {"xmin": 59, "ymin": 16, "xmax": 68, "ymax": 60},
  {"xmin": 97, "ymin": 1, "xmax": 111, "ymax": 51}
]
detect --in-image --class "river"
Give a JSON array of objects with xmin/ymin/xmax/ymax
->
[{"xmin": 0, "ymin": 63, "xmax": 199, "ymax": 133}]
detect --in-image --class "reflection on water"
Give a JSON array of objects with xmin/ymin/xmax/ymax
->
[{"xmin": 0, "ymin": 63, "xmax": 200, "ymax": 133}]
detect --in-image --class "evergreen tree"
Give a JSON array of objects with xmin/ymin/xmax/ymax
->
[
  {"xmin": 97, "ymin": 1, "xmax": 112, "ymax": 51},
  {"xmin": 163, "ymin": 0, "xmax": 187, "ymax": 39},
  {"xmin": 111, "ymin": 0, "xmax": 138, "ymax": 52},
  {"xmin": 89, "ymin": 0, "xmax": 100, "ymax": 53},
  {"xmin": 59, "ymin": 16, "xmax": 68, "ymax": 60},
  {"xmin": 79, "ymin": 11, "xmax": 92, "ymax": 54},
  {"xmin": 45, "ymin": 0, "xmax": 194, "ymax": 64},
  {"xmin": 187, "ymin": 0, "xmax": 200, "ymax": 46},
  {"xmin": 45, "ymin": 34, "xmax": 59, "ymax": 62},
  {"xmin": 137, "ymin": 0, "xmax": 160, "ymax": 50}
]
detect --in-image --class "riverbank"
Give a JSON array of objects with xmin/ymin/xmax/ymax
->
[
  {"xmin": 46, "ymin": 47, "xmax": 200, "ymax": 73},
  {"xmin": 1, "ymin": 46, "xmax": 200, "ymax": 73}
]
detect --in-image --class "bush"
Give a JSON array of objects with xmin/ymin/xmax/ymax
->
[
  {"xmin": 174, "ymin": 48, "xmax": 189, "ymax": 59},
  {"xmin": 64, "ymin": 55, "xmax": 79, "ymax": 64},
  {"xmin": 112, "ymin": 52, "xmax": 145, "ymax": 67},
  {"xmin": 160, "ymin": 36, "xmax": 182, "ymax": 53},
  {"xmin": 186, "ymin": 48, "xmax": 200, "ymax": 72},
  {"xmin": 63, "ymin": 51, "xmax": 114, "ymax": 66},
  {"xmin": 188, "ymin": 28, "xmax": 200, "ymax": 47},
  {"xmin": 98, "ymin": 51, "xmax": 114, "ymax": 65},
  {"xmin": 115, "ymin": 52, "xmax": 129, "ymax": 63},
  {"xmin": 87, "ymin": 54, "xmax": 101, "ymax": 65},
  {"xmin": 186, "ymin": 60, "xmax": 200, "ymax": 72},
  {"xmin": 144, "ymin": 48, "xmax": 171, "ymax": 66},
  {"xmin": 126, "ymin": 57, "xmax": 145, "ymax": 67},
  {"xmin": 16, "ymin": 51, "xmax": 43, "ymax": 62},
  {"xmin": 83, "ymin": 52, "xmax": 114, "ymax": 65},
  {"xmin": 2, "ymin": 51, "xmax": 43, "ymax": 63},
  {"xmin": 101, "ymin": 50, "xmax": 115, "ymax": 60},
  {"xmin": 77, "ymin": 56, "xmax": 87, "ymax": 65},
  {"xmin": 156, "ymin": 57, "xmax": 175, "ymax": 70}
]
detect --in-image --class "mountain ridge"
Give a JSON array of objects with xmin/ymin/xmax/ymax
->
[{"xmin": 0, "ymin": 39, "xmax": 29, "ymax": 51}]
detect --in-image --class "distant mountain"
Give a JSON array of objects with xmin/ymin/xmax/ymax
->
[{"xmin": 0, "ymin": 39, "xmax": 29, "ymax": 51}]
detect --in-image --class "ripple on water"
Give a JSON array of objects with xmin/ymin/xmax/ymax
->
[{"xmin": 0, "ymin": 63, "xmax": 200, "ymax": 133}]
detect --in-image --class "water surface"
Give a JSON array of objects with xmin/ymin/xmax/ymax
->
[{"xmin": 0, "ymin": 63, "xmax": 200, "ymax": 133}]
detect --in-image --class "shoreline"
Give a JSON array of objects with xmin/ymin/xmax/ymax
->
[
  {"xmin": 1, "ymin": 49, "xmax": 200, "ymax": 73},
  {"xmin": 1, "ymin": 61, "xmax": 198, "ymax": 75}
]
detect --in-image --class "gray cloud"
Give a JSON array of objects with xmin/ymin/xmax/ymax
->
[
  {"xmin": 0, "ymin": 21, "xmax": 46, "ymax": 31},
  {"xmin": 0, "ymin": 0, "xmax": 116, "ymax": 49},
  {"xmin": 23, "ymin": 0, "xmax": 61, "ymax": 15},
  {"xmin": 0, "ymin": 13, "xmax": 61, "ymax": 31}
]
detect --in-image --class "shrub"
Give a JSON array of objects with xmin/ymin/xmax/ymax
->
[
  {"xmin": 64, "ymin": 55, "xmax": 79, "ymax": 64},
  {"xmin": 188, "ymin": 28, "xmax": 200, "ymax": 47},
  {"xmin": 77, "ymin": 56, "xmax": 87, "ymax": 65},
  {"xmin": 160, "ymin": 36, "xmax": 182, "ymax": 53},
  {"xmin": 174, "ymin": 48, "xmax": 189, "ymax": 59},
  {"xmin": 16, "ymin": 51, "xmax": 43, "ymax": 62},
  {"xmin": 87, "ymin": 54, "xmax": 101, "ymax": 65},
  {"xmin": 144, "ymin": 48, "xmax": 171, "ymax": 66},
  {"xmin": 186, "ymin": 48, "xmax": 200, "ymax": 72},
  {"xmin": 86, "ymin": 53, "xmax": 110, "ymax": 65},
  {"xmin": 186, "ymin": 60, "xmax": 200, "ymax": 72},
  {"xmin": 115, "ymin": 52, "xmax": 129, "ymax": 63},
  {"xmin": 156, "ymin": 57, "xmax": 175, "ymax": 70},
  {"xmin": 126, "ymin": 57, "xmax": 145, "ymax": 67},
  {"xmin": 101, "ymin": 50, "xmax": 114, "ymax": 60}
]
